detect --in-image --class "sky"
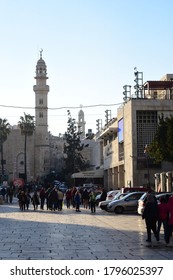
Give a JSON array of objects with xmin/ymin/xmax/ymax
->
[{"xmin": 0, "ymin": 0, "xmax": 173, "ymax": 136}]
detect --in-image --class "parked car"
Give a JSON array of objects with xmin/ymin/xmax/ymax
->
[
  {"xmin": 106, "ymin": 190, "xmax": 119, "ymax": 200},
  {"xmin": 106, "ymin": 191, "xmax": 145, "ymax": 214},
  {"xmin": 99, "ymin": 192, "xmax": 127, "ymax": 210},
  {"xmin": 137, "ymin": 192, "xmax": 173, "ymax": 215}
]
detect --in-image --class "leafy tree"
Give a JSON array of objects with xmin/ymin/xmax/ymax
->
[
  {"xmin": 149, "ymin": 114, "xmax": 173, "ymax": 164},
  {"xmin": 18, "ymin": 113, "xmax": 35, "ymax": 182},
  {"xmin": 0, "ymin": 118, "xmax": 10, "ymax": 180},
  {"xmin": 63, "ymin": 110, "xmax": 89, "ymax": 185}
]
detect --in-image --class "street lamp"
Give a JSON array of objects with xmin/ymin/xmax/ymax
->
[{"xmin": 144, "ymin": 144, "xmax": 150, "ymax": 189}]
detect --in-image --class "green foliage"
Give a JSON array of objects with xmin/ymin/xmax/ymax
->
[
  {"xmin": 18, "ymin": 113, "xmax": 35, "ymax": 136},
  {"xmin": 0, "ymin": 118, "xmax": 11, "ymax": 178},
  {"xmin": 149, "ymin": 114, "xmax": 173, "ymax": 164},
  {"xmin": 0, "ymin": 118, "xmax": 10, "ymax": 145},
  {"xmin": 18, "ymin": 113, "xmax": 35, "ymax": 182},
  {"xmin": 63, "ymin": 110, "xmax": 89, "ymax": 182}
]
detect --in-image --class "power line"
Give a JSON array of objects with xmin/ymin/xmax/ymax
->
[{"xmin": 0, "ymin": 102, "xmax": 122, "ymax": 110}]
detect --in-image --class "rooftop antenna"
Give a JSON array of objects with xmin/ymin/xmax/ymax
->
[{"xmin": 134, "ymin": 67, "xmax": 143, "ymax": 98}]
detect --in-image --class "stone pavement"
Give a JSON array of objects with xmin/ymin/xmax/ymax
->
[{"xmin": 0, "ymin": 199, "xmax": 173, "ymax": 260}]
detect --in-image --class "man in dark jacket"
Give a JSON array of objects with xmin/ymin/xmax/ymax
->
[
  {"xmin": 100, "ymin": 188, "xmax": 107, "ymax": 201},
  {"xmin": 142, "ymin": 193, "xmax": 159, "ymax": 242}
]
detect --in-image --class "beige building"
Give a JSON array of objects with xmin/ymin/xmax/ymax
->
[
  {"xmin": 98, "ymin": 74, "xmax": 173, "ymax": 191},
  {"xmin": 2, "ymin": 53, "xmax": 64, "ymax": 183},
  {"xmin": 1, "ymin": 53, "xmax": 100, "ymax": 184}
]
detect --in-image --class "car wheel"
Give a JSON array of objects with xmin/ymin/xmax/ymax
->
[{"xmin": 114, "ymin": 206, "xmax": 124, "ymax": 214}]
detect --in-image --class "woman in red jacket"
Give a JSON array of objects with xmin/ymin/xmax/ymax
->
[
  {"xmin": 157, "ymin": 197, "xmax": 169, "ymax": 242},
  {"xmin": 165, "ymin": 196, "xmax": 173, "ymax": 244}
]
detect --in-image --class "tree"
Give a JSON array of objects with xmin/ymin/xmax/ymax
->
[
  {"xmin": 149, "ymin": 114, "xmax": 173, "ymax": 164},
  {"xmin": 0, "ymin": 118, "xmax": 10, "ymax": 181},
  {"xmin": 18, "ymin": 113, "xmax": 35, "ymax": 182},
  {"xmin": 63, "ymin": 110, "xmax": 89, "ymax": 185}
]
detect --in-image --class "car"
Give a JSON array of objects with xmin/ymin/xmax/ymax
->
[
  {"xmin": 106, "ymin": 190, "xmax": 119, "ymax": 200},
  {"xmin": 96, "ymin": 189, "xmax": 119, "ymax": 206},
  {"xmin": 99, "ymin": 192, "xmax": 127, "ymax": 210},
  {"xmin": 106, "ymin": 191, "xmax": 145, "ymax": 214},
  {"xmin": 137, "ymin": 192, "xmax": 173, "ymax": 215}
]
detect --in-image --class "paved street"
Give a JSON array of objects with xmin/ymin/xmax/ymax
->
[{"xmin": 0, "ymin": 199, "xmax": 173, "ymax": 260}]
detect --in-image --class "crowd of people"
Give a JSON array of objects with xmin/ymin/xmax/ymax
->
[
  {"xmin": 142, "ymin": 191, "xmax": 173, "ymax": 245},
  {"xmin": 15, "ymin": 185, "xmax": 107, "ymax": 214}
]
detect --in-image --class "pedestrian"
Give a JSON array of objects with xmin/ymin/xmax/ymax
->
[
  {"xmin": 142, "ymin": 193, "xmax": 159, "ymax": 243},
  {"xmin": 71, "ymin": 186, "xmax": 77, "ymax": 208},
  {"xmin": 25, "ymin": 191, "xmax": 31, "ymax": 210},
  {"xmin": 89, "ymin": 191, "xmax": 96, "ymax": 213},
  {"xmin": 57, "ymin": 189, "xmax": 64, "ymax": 211},
  {"xmin": 65, "ymin": 188, "xmax": 72, "ymax": 208},
  {"xmin": 165, "ymin": 195, "xmax": 173, "ymax": 244},
  {"xmin": 157, "ymin": 196, "xmax": 169, "ymax": 242},
  {"xmin": 48, "ymin": 187, "xmax": 58, "ymax": 211},
  {"xmin": 74, "ymin": 190, "xmax": 81, "ymax": 212},
  {"xmin": 18, "ymin": 191, "xmax": 27, "ymax": 211},
  {"xmin": 31, "ymin": 191, "xmax": 40, "ymax": 210},
  {"xmin": 82, "ymin": 188, "xmax": 89, "ymax": 209},
  {"xmin": 39, "ymin": 187, "xmax": 46, "ymax": 210},
  {"xmin": 100, "ymin": 188, "xmax": 107, "ymax": 202}
]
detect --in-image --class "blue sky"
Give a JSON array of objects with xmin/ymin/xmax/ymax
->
[{"xmin": 0, "ymin": 0, "xmax": 173, "ymax": 135}]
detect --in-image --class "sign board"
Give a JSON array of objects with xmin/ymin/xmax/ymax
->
[
  {"xmin": 72, "ymin": 169, "xmax": 104, "ymax": 178},
  {"xmin": 13, "ymin": 178, "xmax": 24, "ymax": 187}
]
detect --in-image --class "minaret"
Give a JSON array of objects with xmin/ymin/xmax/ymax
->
[
  {"xmin": 33, "ymin": 50, "xmax": 50, "ymax": 179},
  {"xmin": 78, "ymin": 107, "xmax": 86, "ymax": 139}
]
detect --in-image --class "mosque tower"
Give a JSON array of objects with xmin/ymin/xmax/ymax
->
[
  {"xmin": 33, "ymin": 50, "xmax": 50, "ymax": 179},
  {"xmin": 78, "ymin": 107, "xmax": 86, "ymax": 139}
]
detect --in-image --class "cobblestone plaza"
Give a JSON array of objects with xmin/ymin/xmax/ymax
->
[{"xmin": 0, "ymin": 200, "xmax": 173, "ymax": 260}]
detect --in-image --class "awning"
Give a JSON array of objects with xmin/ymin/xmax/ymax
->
[{"xmin": 72, "ymin": 169, "xmax": 104, "ymax": 178}]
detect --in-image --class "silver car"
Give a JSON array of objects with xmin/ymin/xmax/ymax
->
[
  {"xmin": 106, "ymin": 192, "xmax": 145, "ymax": 214},
  {"xmin": 99, "ymin": 192, "xmax": 126, "ymax": 210}
]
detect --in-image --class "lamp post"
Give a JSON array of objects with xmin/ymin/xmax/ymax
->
[{"xmin": 144, "ymin": 144, "xmax": 150, "ymax": 189}]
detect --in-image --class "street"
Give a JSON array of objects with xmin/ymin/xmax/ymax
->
[{"xmin": 0, "ymin": 199, "xmax": 173, "ymax": 260}]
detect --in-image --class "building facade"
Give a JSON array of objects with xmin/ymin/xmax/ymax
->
[
  {"xmin": 2, "ymin": 53, "xmax": 54, "ymax": 183},
  {"xmin": 98, "ymin": 74, "xmax": 173, "ymax": 191}
]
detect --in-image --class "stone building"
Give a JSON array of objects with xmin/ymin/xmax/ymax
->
[
  {"xmin": 2, "ymin": 52, "xmax": 62, "ymax": 183},
  {"xmin": 98, "ymin": 73, "xmax": 173, "ymax": 191},
  {"xmin": 1, "ymin": 53, "xmax": 99, "ymax": 184}
]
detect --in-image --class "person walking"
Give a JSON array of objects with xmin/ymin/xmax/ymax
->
[
  {"xmin": 71, "ymin": 187, "xmax": 77, "ymax": 208},
  {"xmin": 65, "ymin": 188, "xmax": 72, "ymax": 208},
  {"xmin": 39, "ymin": 187, "xmax": 46, "ymax": 210},
  {"xmin": 57, "ymin": 189, "xmax": 64, "ymax": 211},
  {"xmin": 142, "ymin": 193, "xmax": 159, "ymax": 243},
  {"xmin": 82, "ymin": 188, "xmax": 89, "ymax": 209},
  {"xmin": 89, "ymin": 191, "xmax": 96, "ymax": 214},
  {"xmin": 31, "ymin": 191, "xmax": 40, "ymax": 210},
  {"xmin": 165, "ymin": 195, "xmax": 173, "ymax": 244},
  {"xmin": 157, "ymin": 196, "xmax": 169, "ymax": 242},
  {"xmin": 48, "ymin": 187, "xmax": 58, "ymax": 211},
  {"xmin": 74, "ymin": 190, "xmax": 81, "ymax": 212},
  {"xmin": 25, "ymin": 191, "xmax": 31, "ymax": 210},
  {"xmin": 100, "ymin": 188, "xmax": 107, "ymax": 202},
  {"xmin": 18, "ymin": 191, "xmax": 27, "ymax": 211}
]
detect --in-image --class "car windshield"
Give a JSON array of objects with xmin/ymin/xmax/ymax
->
[{"xmin": 113, "ymin": 192, "xmax": 126, "ymax": 201}]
